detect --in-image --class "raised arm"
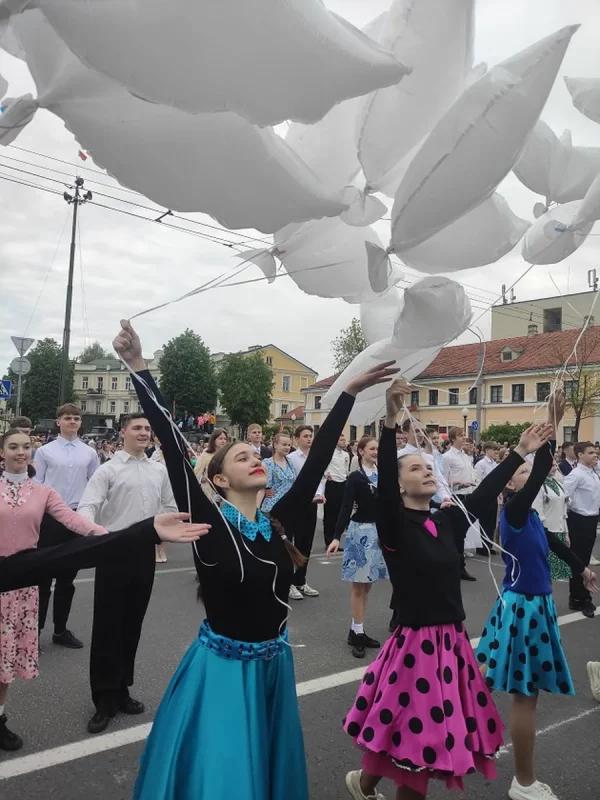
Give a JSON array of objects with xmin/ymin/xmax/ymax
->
[
  {"xmin": 376, "ymin": 380, "xmax": 411, "ymax": 548},
  {"xmin": 504, "ymin": 443, "xmax": 554, "ymax": 529}
]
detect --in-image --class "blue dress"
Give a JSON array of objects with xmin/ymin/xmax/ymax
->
[{"xmin": 262, "ymin": 456, "xmax": 296, "ymax": 513}]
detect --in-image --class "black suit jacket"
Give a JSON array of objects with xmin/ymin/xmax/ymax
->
[{"xmin": 558, "ymin": 460, "xmax": 574, "ymax": 476}]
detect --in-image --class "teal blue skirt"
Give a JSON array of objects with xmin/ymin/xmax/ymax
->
[
  {"xmin": 133, "ymin": 621, "xmax": 308, "ymax": 800},
  {"xmin": 476, "ymin": 590, "xmax": 574, "ymax": 696}
]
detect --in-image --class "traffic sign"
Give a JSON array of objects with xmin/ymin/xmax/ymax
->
[
  {"xmin": 471, "ymin": 420, "xmax": 479, "ymax": 432},
  {"xmin": 0, "ymin": 380, "xmax": 11, "ymax": 399},
  {"xmin": 10, "ymin": 357, "xmax": 31, "ymax": 376},
  {"xmin": 11, "ymin": 336, "xmax": 34, "ymax": 357}
]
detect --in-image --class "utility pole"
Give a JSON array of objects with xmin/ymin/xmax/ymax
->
[
  {"xmin": 59, "ymin": 177, "xmax": 92, "ymax": 405},
  {"xmin": 474, "ymin": 338, "xmax": 485, "ymax": 444}
]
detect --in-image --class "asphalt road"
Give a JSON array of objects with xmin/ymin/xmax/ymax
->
[{"xmin": 1, "ymin": 529, "xmax": 599, "ymax": 800}]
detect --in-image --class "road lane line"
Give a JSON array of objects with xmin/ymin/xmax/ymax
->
[{"xmin": 0, "ymin": 609, "xmax": 596, "ymax": 780}]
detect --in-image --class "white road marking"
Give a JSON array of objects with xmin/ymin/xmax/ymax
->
[
  {"xmin": 0, "ymin": 609, "xmax": 596, "ymax": 780},
  {"xmin": 497, "ymin": 706, "xmax": 600, "ymax": 755}
]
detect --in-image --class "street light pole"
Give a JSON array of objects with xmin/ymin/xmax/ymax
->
[
  {"xmin": 462, "ymin": 406, "xmax": 469, "ymax": 435},
  {"xmin": 59, "ymin": 177, "xmax": 93, "ymax": 405}
]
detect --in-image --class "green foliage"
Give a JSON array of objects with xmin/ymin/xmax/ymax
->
[
  {"xmin": 78, "ymin": 341, "xmax": 115, "ymax": 363},
  {"xmin": 6, "ymin": 338, "xmax": 75, "ymax": 422},
  {"xmin": 331, "ymin": 317, "xmax": 368, "ymax": 372},
  {"xmin": 159, "ymin": 329, "xmax": 217, "ymax": 416},
  {"xmin": 218, "ymin": 352, "xmax": 274, "ymax": 435},
  {"xmin": 479, "ymin": 422, "xmax": 530, "ymax": 446}
]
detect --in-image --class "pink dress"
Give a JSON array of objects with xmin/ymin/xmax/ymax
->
[{"xmin": 0, "ymin": 474, "xmax": 105, "ymax": 684}]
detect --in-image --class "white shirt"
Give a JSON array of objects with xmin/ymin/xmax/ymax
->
[
  {"xmin": 563, "ymin": 465, "xmax": 600, "ymax": 517},
  {"xmin": 77, "ymin": 449, "xmax": 177, "ymax": 530},
  {"xmin": 288, "ymin": 448, "xmax": 326, "ymax": 497},
  {"xmin": 532, "ymin": 482, "xmax": 568, "ymax": 534},
  {"xmin": 474, "ymin": 455, "xmax": 497, "ymax": 483},
  {"xmin": 326, "ymin": 448, "xmax": 350, "ymax": 483},
  {"xmin": 443, "ymin": 447, "xmax": 475, "ymax": 495},
  {"xmin": 34, "ymin": 436, "xmax": 99, "ymax": 508},
  {"xmin": 397, "ymin": 443, "xmax": 450, "ymax": 501}
]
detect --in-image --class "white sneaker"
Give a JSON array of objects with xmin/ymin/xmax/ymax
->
[
  {"xmin": 288, "ymin": 585, "xmax": 304, "ymax": 601},
  {"xmin": 465, "ymin": 549, "xmax": 475, "ymax": 558},
  {"xmin": 345, "ymin": 770, "xmax": 386, "ymax": 800},
  {"xmin": 587, "ymin": 661, "xmax": 600, "ymax": 701},
  {"xmin": 298, "ymin": 583, "xmax": 319, "ymax": 597},
  {"xmin": 589, "ymin": 555, "xmax": 600, "ymax": 566},
  {"xmin": 508, "ymin": 777, "xmax": 559, "ymax": 800}
]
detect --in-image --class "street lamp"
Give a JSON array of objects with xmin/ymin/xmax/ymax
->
[{"xmin": 461, "ymin": 407, "xmax": 469, "ymax": 435}]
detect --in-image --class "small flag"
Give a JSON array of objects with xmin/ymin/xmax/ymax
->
[{"xmin": 78, "ymin": 150, "xmax": 88, "ymax": 161}]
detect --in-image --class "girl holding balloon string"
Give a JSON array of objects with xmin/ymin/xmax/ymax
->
[{"xmin": 343, "ymin": 380, "xmax": 554, "ymax": 800}]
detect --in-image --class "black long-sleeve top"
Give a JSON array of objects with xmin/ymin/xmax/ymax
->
[
  {"xmin": 334, "ymin": 469, "xmax": 377, "ymax": 539},
  {"xmin": 132, "ymin": 369, "xmax": 354, "ymax": 642},
  {"xmin": 377, "ymin": 426, "xmax": 530, "ymax": 628},
  {"xmin": 0, "ymin": 520, "xmax": 158, "ymax": 593}
]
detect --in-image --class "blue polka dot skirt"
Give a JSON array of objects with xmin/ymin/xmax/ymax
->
[
  {"xmin": 476, "ymin": 589, "xmax": 574, "ymax": 696},
  {"xmin": 344, "ymin": 622, "xmax": 504, "ymax": 793}
]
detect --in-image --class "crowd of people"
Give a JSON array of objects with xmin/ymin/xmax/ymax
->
[{"xmin": 1, "ymin": 321, "xmax": 600, "ymax": 800}]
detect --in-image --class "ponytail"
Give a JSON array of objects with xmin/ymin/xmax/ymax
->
[{"xmin": 264, "ymin": 512, "xmax": 306, "ymax": 567}]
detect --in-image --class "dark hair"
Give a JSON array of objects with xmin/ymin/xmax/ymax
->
[
  {"xmin": 0, "ymin": 429, "xmax": 36, "ymax": 477},
  {"xmin": 10, "ymin": 416, "xmax": 32, "ymax": 430},
  {"xmin": 294, "ymin": 424, "xmax": 313, "ymax": 438},
  {"xmin": 121, "ymin": 412, "xmax": 149, "ymax": 430},
  {"xmin": 482, "ymin": 441, "xmax": 499, "ymax": 451},
  {"xmin": 448, "ymin": 426, "xmax": 462, "ymax": 442},
  {"xmin": 560, "ymin": 442, "xmax": 574, "ymax": 458},
  {"xmin": 401, "ymin": 417, "xmax": 419, "ymax": 433},
  {"xmin": 574, "ymin": 441, "xmax": 595, "ymax": 460},
  {"xmin": 56, "ymin": 402, "xmax": 82, "ymax": 417},
  {"xmin": 206, "ymin": 427, "xmax": 229, "ymax": 454},
  {"xmin": 206, "ymin": 441, "xmax": 305, "ymax": 569}
]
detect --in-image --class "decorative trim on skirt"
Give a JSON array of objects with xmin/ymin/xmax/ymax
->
[
  {"xmin": 134, "ymin": 621, "xmax": 308, "ymax": 800},
  {"xmin": 0, "ymin": 588, "xmax": 39, "ymax": 683},
  {"xmin": 344, "ymin": 621, "xmax": 504, "ymax": 793},
  {"xmin": 476, "ymin": 589, "xmax": 574, "ymax": 696},
  {"xmin": 341, "ymin": 521, "xmax": 388, "ymax": 583}
]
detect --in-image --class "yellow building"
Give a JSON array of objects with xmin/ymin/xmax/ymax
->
[
  {"xmin": 212, "ymin": 344, "xmax": 318, "ymax": 424},
  {"xmin": 304, "ymin": 326, "xmax": 600, "ymax": 443},
  {"xmin": 491, "ymin": 289, "xmax": 598, "ymax": 340}
]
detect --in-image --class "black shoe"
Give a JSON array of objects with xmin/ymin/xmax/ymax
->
[
  {"xmin": 351, "ymin": 634, "xmax": 367, "ymax": 659},
  {"xmin": 53, "ymin": 630, "xmax": 83, "ymax": 649},
  {"xmin": 119, "ymin": 697, "xmax": 145, "ymax": 715},
  {"xmin": 581, "ymin": 603, "xmax": 596, "ymax": 619},
  {"xmin": 362, "ymin": 632, "xmax": 381, "ymax": 649},
  {"xmin": 388, "ymin": 613, "xmax": 399, "ymax": 633},
  {"xmin": 461, "ymin": 569, "xmax": 476, "ymax": 582},
  {"xmin": 569, "ymin": 598, "xmax": 583, "ymax": 611},
  {"xmin": 0, "ymin": 714, "xmax": 23, "ymax": 751},
  {"xmin": 87, "ymin": 710, "xmax": 115, "ymax": 735},
  {"xmin": 347, "ymin": 629, "xmax": 356, "ymax": 646}
]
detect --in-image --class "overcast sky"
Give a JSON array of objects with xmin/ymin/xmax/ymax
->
[{"xmin": 0, "ymin": 0, "xmax": 598, "ymax": 380}]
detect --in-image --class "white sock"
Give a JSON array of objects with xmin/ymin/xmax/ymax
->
[
  {"xmin": 351, "ymin": 620, "xmax": 364, "ymax": 635},
  {"xmin": 0, "ymin": 705, "xmax": 4, "ymax": 716}
]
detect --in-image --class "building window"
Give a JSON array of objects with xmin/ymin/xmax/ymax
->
[
  {"xmin": 125, "ymin": 376, "xmax": 132, "ymax": 391},
  {"xmin": 82, "ymin": 376, "xmax": 88, "ymax": 390},
  {"xmin": 81, "ymin": 400, "xmax": 87, "ymax": 412},
  {"xmin": 97, "ymin": 376, "xmax": 103, "ymax": 391},
  {"xmin": 490, "ymin": 385, "xmax": 503, "ymax": 403},
  {"xmin": 282, "ymin": 375, "xmax": 291, "ymax": 392},
  {"xmin": 449, "ymin": 388, "xmax": 459, "ymax": 406},
  {"xmin": 109, "ymin": 401, "xmax": 116, "ymax": 414},
  {"xmin": 564, "ymin": 380, "xmax": 576, "ymax": 398},
  {"xmin": 349, "ymin": 425, "xmax": 357, "ymax": 442},
  {"xmin": 429, "ymin": 389, "xmax": 438, "ymax": 406},
  {"xmin": 123, "ymin": 401, "xmax": 130, "ymax": 414},
  {"xmin": 501, "ymin": 348, "xmax": 515, "ymax": 362},
  {"xmin": 314, "ymin": 395, "xmax": 322, "ymax": 410},
  {"xmin": 469, "ymin": 387, "xmax": 477, "ymax": 405},
  {"xmin": 536, "ymin": 382, "xmax": 551, "ymax": 402},
  {"xmin": 137, "ymin": 403, "xmax": 142, "ymax": 412},
  {"xmin": 111, "ymin": 376, "xmax": 118, "ymax": 390},
  {"xmin": 280, "ymin": 403, "xmax": 288, "ymax": 416},
  {"xmin": 363, "ymin": 424, "xmax": 375, "ymax": 436},
  {"xmin": 266, "ymin": 356, "xmax": 273, "ymax": 366},
  {"xmin": 562, "ymin": 426, "xmax": 576, "ymax": 443},
  {"xmin": 512, "ymin": 384, "xmax": 525, "ymax": 402},
  {"xmin": 543, "ymin": 307, "xmax": 562, "ymax": 333},
  {"xmin": 95, "ymin": 400, "xmax": 102, "ymax": 414},
  {"xmin": 313, "ymin": 424, "xmax": 320, "ymax": 435},
  {"xmin": 410, "ymin": 390, "xmax": 420, "ymax": 407}
]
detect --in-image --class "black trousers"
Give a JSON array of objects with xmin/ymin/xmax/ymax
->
[
  {"xmin": 90, "ymin": 543, "xmax": 155, "ymax": 713},
  {"xmin": 323, "ymin": 480, "xmax": 346, "ymax": 547},
  {"xmin": 292, "ymin": 503, "xmax": 318, "ymax": 587},
  {"xmin": 38, "ymin": 514, "xmax": 79, "ymax": 633},
  {"xmin": 567, "ymin": 511, "xmax": 598, "ymax": 605}
]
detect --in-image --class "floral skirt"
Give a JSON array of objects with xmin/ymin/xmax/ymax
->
[
  {"xmin": 547, "ymin": 532, "xmax": 571, "ymax": 581},
  {"xmin": 344, "ymin": 621, "xmax": 504, "ymax": 793},
  {"xmin": 476, "ymin": 589, "xmax": 573, "ymax": 696},
  {"xmin": 341, "ymin": 521, "xmax": 388, "ymax": 583},
  {"xmin": 0, "ymin": 587, "xmax": 39, "ymax": 683}
]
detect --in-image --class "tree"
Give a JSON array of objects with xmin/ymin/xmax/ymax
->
[
  {"xmin": 552, "ymin": 327, "xmax": 600, "ymax": 440},
  {"xmin": 78, "ymin": 341, "xmax": 116, "ymax": 363},
  {"xmin": 218, "ymin": 352, "xmax": 274, "ymax": 437},
  {"xmin": 159, "ymin": 329, "xmax": 217, "ymax": 416},
  {"xmin": 331, "ymin": 317, "xmax": 368, "ymax": 372},
  {"xmin": 479, "ymin": 422, "xmax": 530, "ymax": 446},
  {"xmin": 6, "ymin": 338, "xmax": 76, "ymax": 422}
]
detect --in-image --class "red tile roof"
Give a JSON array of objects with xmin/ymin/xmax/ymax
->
[
  {"xmin": 280, "ymin": 405, "xmax": 304, "ymax": 420},
  {"xmin": 305, "ymin": 375, "xmax": 339, "ymax": 391},
  {"xmin": 418, "ymin": 326, "xmax": 600, "ymax": 379}
]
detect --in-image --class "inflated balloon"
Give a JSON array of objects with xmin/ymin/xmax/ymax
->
[
  {"xmin": 401, "ymin": 194, "xmax": 530, "ymax": 273},
  {"xmin": 565, "ymin": 77, "xmax": 600, "ymax": 125},
  {"xmin": 1, "ymin": 10, "xmax": 347, "ymax": 233},
  {"xmin": 32, "ymin": 0, "xmax": 407, "ymax": 127},
  {"xmin": 378, "ymin": 25, "xmax": 578, "ymax": 265},
  {"xmin": 360, "ymin": 287, "xmax": 402, "ymax": 346},
  {"xmin": 323, "ymin": 277, "xmax": 472, "ymax": 424}
]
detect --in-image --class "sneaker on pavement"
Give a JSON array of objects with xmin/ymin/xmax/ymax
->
[
  {"xmin": 589, "ymin": 555, "xmax": 600, "ymax": 566},
  {"xmin": 298, "ymin": 584, "xmax": 319, "ymax": 597},
  {"xmin": 587, "ymin": 661, "xmax": 600, "ymax": 702},
  {"xmin": 0, "ymin": 714, "xmax": 23, "ymax": 751},
  {"xmin": 508, "ymin": 777, "xmax": 559, "ymax": 800},
  {"xmin": 289, "ymin": 585, "xmax": 304, "ymax": 601},
  {"xmin": 350, "ymin": 634, "xmax": 366, "ymax": 659},
  {"xmin": 465, "ymin": 549, "xmax": 475, "ymax": 558},
  {"xmin": 345, "ymin": 770, "xmax": 385, "ymax": 800},
  {"xmin": 53, "ymin": 629, "xmax": 84, "ymax": 649}
]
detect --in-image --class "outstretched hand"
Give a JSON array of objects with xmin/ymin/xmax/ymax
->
[
  {"xmin": 345, "ymin": 361, "xmax": 399, "ymax": 397},
  {"xmin": 113, "ymin": 319, "xmax": 145, "ymax": 370},
  {"xmin": 515, "ymin": 423, "xmax": 553, "ymax": 456},
  {"xmin": 153, "ymin": 512, "xmax": 211, "ymax": 543},
  {"xmin": 385, "ymin": 379, "xmax": 412, "ymax": 420}
]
